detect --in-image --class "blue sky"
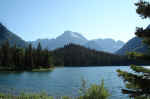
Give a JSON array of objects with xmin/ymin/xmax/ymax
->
[{"xmin": 0, "ymin": 0, "xmax": 150, "ymax": 42}]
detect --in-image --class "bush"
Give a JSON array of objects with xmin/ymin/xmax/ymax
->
[
  {"xmin": 78, "ymin": 79, "xmax": 110, "ymax": 99},
  {"xmin": 0, "ymin": 79, "xmax": 110, "ymax": 99}
]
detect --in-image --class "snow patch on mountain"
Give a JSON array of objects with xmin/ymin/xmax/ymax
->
[{"xmin": 31, "ymin": 31, "xmax": 125, "ymax": 53}]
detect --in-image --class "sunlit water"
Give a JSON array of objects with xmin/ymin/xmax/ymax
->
[{"xmin": 0, "ymin": 66, "xmax": 135, "ymax": 99}]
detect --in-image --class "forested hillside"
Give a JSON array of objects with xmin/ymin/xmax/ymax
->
[
  {"xmin": 52, "ymin": 44, "xmax": 150, "ymax": 66},
  {"xmin": 0, "ymin": 42, "xmax": 52, "ymax": 71},
  {"xmin": 0, "ymin": 23, "xmax": 149, "ymax": 69}
]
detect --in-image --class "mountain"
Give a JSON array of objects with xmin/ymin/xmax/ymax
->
[
  {"xmin": 116, "ymin": 24, "xmax": 150, "ymax": 55},
  {"xmin": 83, "ymin": 40, "xmax": 103, "ymax": 51},
  {"xmin": 116, "ymin": 37, "xmax": 149, "ymax": 55},
  {"xmin": 31, "ymin": 31, "xmax": 124, "ymax": 53},
  {"xmin": 31, "ymin": 31, "xmax": 88, "ymax": 50},
  {"xmin": 56, "ymin": 30, "xmax": 88, "ymax": 44},
  {"xmin": 87, "ymin": 39, "xmax": 124, "ymax": 53},
  {"xmin": 0, "ymin": 23, "xmax": 27, "ymax": 47}
]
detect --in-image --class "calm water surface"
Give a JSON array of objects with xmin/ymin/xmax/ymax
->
[{"xmin": 0, "ymin": 66, "xmax": 132, "ymax": 99}]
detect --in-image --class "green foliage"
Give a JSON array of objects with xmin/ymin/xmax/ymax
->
[
  {"xmin": 52, "ymin": 44, "xmax": 150, "ymax": 66},
  {"xmin": 135, "ymin": 27, "xmax": 150, "ymax": 45},
  {"xmin": 117, "ymin": 1, "xmax": 150, "ymax": 98},
  {"xmin": 78, "ymin": 78, "xmax": 110, "ymax": 99},
  {"xmin": 0, "ymin": 42, "xmax": 53, "ymax": 71},
  {"xmin": 80, "ymin": 80, "xmax": 109, "ymax": 99},
  {"xmin": 135, "ymin": 96, "xmax": 150, "ymax": 99},
  {"xmin": 127, "ymin": 52, "xmax": 150, "ymax": 61},
  {"xmin": 135, "ymin": 0, "xmax": 150, "ymax": 19},
  {"xmin": 117, "ymin": 65, "xmax": 150, "ymax": 98},
  {"xmin": 0, "ymin": 79, "xmax": 110, "ymax": 99},
  {"xmin": 79, "ymin": 78, "xmax": 87, "ymax": 95},
  {"xmin": 0, "ymin": 39, "xmax": 149, "ymax": 69}
]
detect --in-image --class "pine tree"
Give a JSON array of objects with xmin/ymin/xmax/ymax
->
[
  {"xmin": 36, "ymin": 42, "xmax": 42, "ymax": 67},
  {"xmin": 15, "ymin": 48, "xmax": 25, "ymax": 69},
  {"xmin": 28, "ymin": 44, "xmax": 34, "ymax": 68},
  {"xmin": 25, "ymin": 44, "xmax": 34, "ymax": 69},
  {"xmin": 12, "ymin": 44, "xmax": 18, "ymax": 68},
  {"xmin": 117, "ymin": 0, "xmax": 150, "ymax": 98},
  {"xmin": 42, "ymin": 48, "xmax": 51, "ymax": 68},
  {"xmin": 1, "ymin": 41, "xmax": 10, "ymax": 67}
]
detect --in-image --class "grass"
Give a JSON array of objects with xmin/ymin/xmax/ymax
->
[{"xmin": 0, "ymin": 79, "xmax": 110, "ymax": 99}]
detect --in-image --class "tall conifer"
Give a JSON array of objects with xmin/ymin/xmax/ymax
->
[{"xmin": 117, "ymin": 0, "xmax": 150, "ymax": 98}]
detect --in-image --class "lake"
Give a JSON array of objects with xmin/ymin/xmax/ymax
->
[{"xmin": 0, "ymin": 66, "xmax": 132, "ymax": 99}]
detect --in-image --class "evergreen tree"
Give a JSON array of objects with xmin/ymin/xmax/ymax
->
[
  {"xmin": 42, "ymin": 48, "xmax": 51, "ymax": 68},
  {"xmin": 28, "ymin": 44, "xmax": 34, "ymax": 68},
  {"xmin": 1, "ymin": 41, "xmax": 10, "ymax": 67},
  {"xmin": 117, "ymin": 0, "xmax": 150, "ymax": 98},
  {"xmin": 25, "ymin": 44, "xmax": 34, "ymax": 69},
  {"xmin": 36, "ymin": 42, "xmax": 42, "ymax": 67},
  {"xmin": 12, "ymin": 44, "xmax": 18, "ymax": 68},
  {"xmin": 25, "ymin": 47, "xmax": 29, "ymax": 68},
  {"xmin": 0, "ymin": 41, "xmax": 52, "ymax": 70}
]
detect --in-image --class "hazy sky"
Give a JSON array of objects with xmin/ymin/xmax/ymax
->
[{"xmin": 0, "ymin": 0, "xmax": 150, "ymax": 42}]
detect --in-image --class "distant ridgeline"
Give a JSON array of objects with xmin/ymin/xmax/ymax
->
[
  {"xmin": 0, "ymin": 23, "xmax": 149, "ymax": 69},
  {"xmin": 116, "ymin": 37, "xmax": 149, "ymax": 55},
  {"xmin": 0, "ymin": 23, "xmax": 27, "ymax": 48},
  {"xmin": 116, "ymin": 25, "xmax": 150, "ymax": 55},
  {"xmin": 31, "ymin": 30, "xmax": 125, "ymax": 53},
  {"xmin": 0, "ymin": 42, "xmax": 149, "ymax": 70},
  {"xmin": 52, "ymin": 44, "xmax": 150, "ymax": 66}
]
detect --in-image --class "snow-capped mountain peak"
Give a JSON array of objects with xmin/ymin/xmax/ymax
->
[
  {"xmin": 59, "ymin": 30, "xmax": 87, "ymax": 41},
  {"xmin": 31, "ymin": 31, "xmax": 124, "ymax": 53}
]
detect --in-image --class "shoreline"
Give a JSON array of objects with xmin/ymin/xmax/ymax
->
[{"xmin": 0, "ymin": 67, "xmax": 54, "ymax": 72}]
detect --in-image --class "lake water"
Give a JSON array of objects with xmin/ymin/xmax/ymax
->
[{"xmin": 0, "ymin": 66, "xmax": 132, "ymax": 99}]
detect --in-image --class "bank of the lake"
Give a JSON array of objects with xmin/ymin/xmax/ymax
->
[
  {"xmin": 0, "ymin": 66, "xmax": 132, "ymax": 99},
  {"xmin": 0, "ymin": 67, "xmax": 54, "ymax": 72}
]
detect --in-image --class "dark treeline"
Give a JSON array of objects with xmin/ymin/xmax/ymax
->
[
  {"xmin": 0, "ymin": 41, "xmax": 52, "ymax": 71},
  {"xmin": 0, "ymin": 41, "xmax": 150, "ymax": 70},
  {"xmin": 52, "ymin": 44, "xmax": 150, "ymax": 66}
]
